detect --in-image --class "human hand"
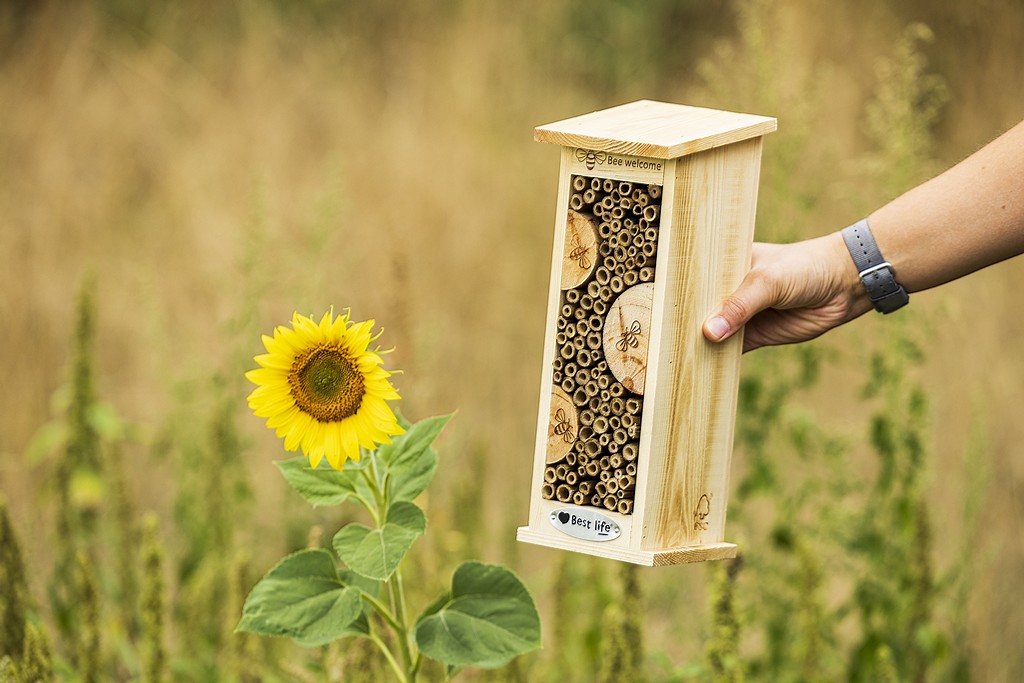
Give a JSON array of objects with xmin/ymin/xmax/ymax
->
[{"xmin": 702, "ymin": 233, "xmax": 872, "ymax": 352}]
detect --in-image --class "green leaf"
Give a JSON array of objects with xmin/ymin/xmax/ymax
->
[
  {"xmin": 413, "ymin": 561, "xmax": 541, "ymax": 667},
  {"xmin": 333, "ymin": 501, "xmax": 427, "ymax": 581},
  {"xmin": 276, "ymin": 457, "xmax": 371, "ymax": 508},
  {"xmin": 237, "ymin": 549, "xmax": 363, "ymax": 645},
  {"xmin": 378, "ymin": 413, "xmax": 454, "ymax": 502}
]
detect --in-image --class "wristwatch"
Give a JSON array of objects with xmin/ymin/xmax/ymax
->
[{"xmin": 840, "ymin": 218, "xmax": 909, "ymax": 314}]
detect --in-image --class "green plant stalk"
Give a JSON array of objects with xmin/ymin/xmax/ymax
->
[{"xmin": 358, "ymin": 465, "xmax": 418, "ymax": 683}]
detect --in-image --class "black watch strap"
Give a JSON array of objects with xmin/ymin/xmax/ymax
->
[{"xmin": 841, "ymin": 219, "xmax": 909, "ymax": 314}]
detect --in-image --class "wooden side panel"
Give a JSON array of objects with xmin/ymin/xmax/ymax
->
[
  {"xmin": 639, "ymin": 137, "xmax": 764, "ymax": 550},
  {"xmin": 527, "ymin": 147, "xmax": 576, "ymax": 529}
]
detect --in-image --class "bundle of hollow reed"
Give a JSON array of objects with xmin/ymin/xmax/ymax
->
[{"xmin": 544, "ymin": 175, "xmax": 662, "ymax": 515}]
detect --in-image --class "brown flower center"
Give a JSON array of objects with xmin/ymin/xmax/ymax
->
[{"xmin": 289, "ymin": 346, "xmax": 364, "ymax": 422}]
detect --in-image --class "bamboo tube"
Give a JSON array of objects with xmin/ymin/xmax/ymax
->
[
  {"xmin": 575, "ymin": 319, "xmax": 589, "ymax": 336},
  {"xmin": 586, "ymin": 460, "xmax": 600, "ymax": 477},
  {"xmin": 559, "ymin": 343, "xmax": 574, "ymax": 360},
  {"xmin": 587, "ymin": 314, "xmax": 602, "ymax": 333},
  {"xmin": 603, "ymin": 495, "xmax": 618, "ymax": 511},
  {"xmin": 587, "ymin": 396, "xmax": 601, "ymax": 412},
  {"xmin": 584, "ymin": 380, "xmax": 599, "ymax": 398},
  {"xmin": 572, "ymin": 491, "xmax": 587, "ymax": 505},
  {"xmin": 610, "ymin": 453, "xmax": 624, "ymax": 470},
  {"xmin": 595, "ymin": 266, "xmax": 611, "ymax": 286},
  {"xmin": 573, "ymin": 336, "xmax": 586, "ymax": 351},
  {"xmin": 638, "ymin": 219, "xmax": 650, "ymax": 232},
  {"xmin": 596, "ymin": 359, "xmax": 608, "ymax": 374},
  {"xmin": 560, "ymin": 377, "xmax": 574, "ymax": 394},
  {"xmin": 572, "ymin": 176, "xmax": 587, "ymax": 191},
  {"xmin": 591, "ymin": 493, "xmax": 602, "ymax": 507},
  {"xmin": 624, "ymin": 256, "xmax": 637, "ymax": 271},
  {"xmin": 593, "ymin": 204, "xmax": 605, "ymax": 219},
  {"xmin": 602, "ymin": 178, "xmax": 615, "ymax": 193},
  {"xmin": 544, "ymin": 466, "xmax": 558, "ymax": 483},
  {"xmin": 578, "ymin": 426, "xmax": 594, "ymax": 441},
  {"xmin": 584, "ymin": 439, "xmax": 601, "ymax": 458},
  {"xmin": 610, "ymin": 275, "xmax": 624, "ymax": 293},
  {"xmin": 563, "ymin": 362, "xmax": 578, "ymax": 377},
  {"xmin": 607, "ymin": 441, "xmax": 620, "ymax": 454},
  {"xmin": 583, "ymin": 188, "xmax": 598, "ymax": 204},
  {"xmin": 555, "ymin": 331, "xmax": 568, "ymax": 346},
  {"xmin": 593, "ymin": 299, "xmax": 607, "ymax": 315},
  {"xmin": 627, "ymin": 424, "xmax": 640, "ymax": 439},
  {"xmin": 596, "ymin": 481, "xmax": 608, "ymax": 497},
  {"xmin": 632, "ymin": 232, "xmax": 645, "ymax": 249},
  {"xmin": 614, "ymin": 245, "xmax": 628, "ymax": 263},
  {"xmin": 566, "ymin": 289, "xmax": 581, "ymax": 304},
  {"xmin": 565, "ymin": 451, "xmax": 577, "ymax": 467},
  {"xmin": 644, "ymin": 227, "xmax": 658, "ymax": 243},
  {"xmin": 552, "ymin": 357, "xmax": 564, "ymax": 371},
  {"xmin": 598, "ymin": 455, "xmax": 610, "ymax": 470},
  {"xmin": 598, "ymin": 433, "xmax": 611, "ymax": 447},
  {"xmin": 576, "ymin": 348, "xmax": 592, "ymax": 367},
  {"xmin": 617, "ymin": 473, "xmax": 635, "ymax": 491},
  {"xmin": 626, "ymin": 245, "xmax": 638, "ymax": 260},
  {"xmin": 613, "ymin": 263, "xmax": 626, "ymax": 278},
  {"xmin": 605, "ymin": 478, "xmax": 619, "ymax": 495},
  {"xmin": 599, "ymin": 389, "xmax": 611, "ymax": 403},
  {"xmin": 648, "ymin": 183, "xmax": 662, "ymax": 198},
  {"xmin": 572, "ymin": 388, "xmax": 588, "ymax": 407},
  {"xmin": 602, "ymin": 255, "xmax": 616, "ymax": 271},
  {"xmin": 608, "ymin": 415, "xmax": 621, "ymax": 430},
  {"xmin": 579, "ymin": 294, "xmax": 594, "ymax": 311},
  {"xmin": 587, "ymin": 332, "xmax": 603, "ymax": 349},
  {"xmin": 611, "ymin": 206, "xmax": 625, "ymax": 220},
  {"xmin": 643, "ymin": 205, "xmax": 659, "ymax": 222},
  {"xmin": 641, "ymin": 244, "xmax": 657, "ymax": 260},
  {"xmin": 612, "ymin": 428, "xmax": 628, "ymax": 447},
  {"xmin": 617, "ymin": 499, "xmax": 634, "ymax": 515},
  {"xmin": 640, "ymin": 267, "xmax": 655, "ymax": 282},
  {"xmin": 599, "ymin": 222, "xmax": 614, "ymax": 240},
  {"xmin": 556, "ymin": 485, "xmax": 573, "ymax": 502},
  {"xmin": 622, "ymin": 216, "xmax": 636, "ymax": 230},
  {"xmin": 561, "ymin": 304, "xmax": 573, "ymax": 318},
  {"xmin": 579, "ymin": 409, "xmax": 595, "ymax": 426},
  {"xmin": 597, "ymin": 374, "xmax": 610, "ymax": 390},
  {"xmin": 569, "ymin": 194, "xmax": 584, "ymax": 211},
  {"xmin": 552, "ymin": 370, "xmax": 563, "ymax": 384},
  {"xmin": 556, "ymin": 315, "xmax": 568, "ymax": 331},
  {"xmin": 623, "ymin": 271, "xmax": 638, "ymax": 287},
  {"xmin": 620, "ymin": 413, "xmax": 635, "ymax": 428},
  {"xmin": 609, "ymin": 382, "xmax": 624, "ymax": 398},
  {"xmin": 601, "ymin": 196, "xmax": 615, "ymax": 211},
  {"xmin": 617, "ymin": 181, "xmax": 633, "ymax": 195},
  {"xmin": 576, "ymin": 368, "xmax": 591, "ymax": 385},
  {"xmin": 622, "ymin": 443, "xmax": 638, "ymax": 462},
  {"xmin": 587, "ymin": 280, "xmax": 602, "ymax": 300},
  {"xmin": 555, "ymin": 463, "xmax": 569, "ymax": 480},
  {"xmin": 592, "ymin": 415, "xmax": 609, "ymax": 434},
  {"xmin": 590, "ymin": 177, "xmax": 602, "ymax": 191},
  {"xmin": 578, "ymin": 480, "xmax": 593, "ymax": 496},
  {"xmin": 620, "ymin": 199, "xmax": 633, "ymax": 214},
  {"xmin": 564, "ymin": 322, "xmax": 577, "ymax": 339},
  {"xmin": 565, "ymin": 470, "xmax": 578, "ymax": 486},
  {"xmin": 632, "ymin": 203, "xmax": 644, "ymax": 217},
  {"xmin": 626, "ymin": 462, "xmax": 637, "ymax": 476},
  {"xmin": 574, "ymin": 306, "xmax": 587, "ymax": 321},
  {"xmin": 632, "ymin": 189, "xmax": 649, "ymax": 206},
  {"xmin": 542, "ymin": 483, "xmax": 555, "ymax": 500}
]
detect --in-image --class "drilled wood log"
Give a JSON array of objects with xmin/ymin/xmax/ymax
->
[
  {"xmin": 546, "ymin": 386, "xmax": 578, "ymax": 464},
  {"xmin": 562, "ymin": 211, "xmax": 600, "ymax": 289},
  {"xmin": 603, "ymin": 282, "xmax": 653, "ymax": 395}
]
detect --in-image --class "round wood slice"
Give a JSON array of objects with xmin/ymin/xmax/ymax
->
[
  {"xmin": 546, "ymin": 385, "xmax": 579, "ymax": 464},
  {"xmin": 603, "ymin": 282, "xmax": 655, "ymax": 395},
  {"xmin": 560, "ymin": 210, "xmax": 599, "ymax": 289}
]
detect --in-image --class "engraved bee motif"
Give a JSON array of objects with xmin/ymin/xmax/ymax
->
[
  {"xmin": 616, "ymin": 320, "xmax": 642, "ymax": 352},
  {"xmin": 552, "ymin": 408, "xmax": 574, "ymax": 443},
  {"xmin": 575, "ymin": 148, "xmax": 607, "ymax": 170},
  {"xmin": 567, "ymin": 233, "xmax": 590, "ymax": 270},
  {"xmin": 693, "ymin": 493, "xmax": 712, "ymax": 531}
]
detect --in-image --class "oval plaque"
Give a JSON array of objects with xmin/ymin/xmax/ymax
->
[{"xmin": 548, "ymin": 506, "xmax": 621, "ymax": 542}]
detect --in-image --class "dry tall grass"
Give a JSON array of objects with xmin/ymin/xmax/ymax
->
[{"xmin": 1, "ymin": 0, "xmax": 1022, "ymax": 680}]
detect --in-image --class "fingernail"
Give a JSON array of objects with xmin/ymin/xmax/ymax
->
[{"xmin": 705, "ymin": 316, "xmax": 730, "ymax": 341}]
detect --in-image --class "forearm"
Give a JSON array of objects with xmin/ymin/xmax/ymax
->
[{"xmin": 868, "ymin": 119, "xmax": 1024, "ymax": 293}]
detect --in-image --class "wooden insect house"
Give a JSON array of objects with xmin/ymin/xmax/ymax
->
[{"xmin": 517, "ymin": 100, "xmax": 777, "ymax": 565}]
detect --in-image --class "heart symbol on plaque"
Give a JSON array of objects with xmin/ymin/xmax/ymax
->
[{"xmin": 557, "ymin": 511, "xmax": 570, "ymax": 525}]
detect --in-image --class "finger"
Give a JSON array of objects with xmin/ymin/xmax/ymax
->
[{"xmin": 702, "ymin": 268, "xmax": 778, "ymax": 343}]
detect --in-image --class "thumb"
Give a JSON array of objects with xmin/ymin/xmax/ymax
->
[{"xmin": 702, "ymin": 270, "xmax": 776, "ymax": 343}]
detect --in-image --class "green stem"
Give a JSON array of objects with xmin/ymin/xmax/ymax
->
[
  {"xmin": 368, "ymin": 629, "xmax": 407, "ymax": 683},
  {"xmin": 361, "ymin": 593, "xmax": 403, "ymax": 634}
]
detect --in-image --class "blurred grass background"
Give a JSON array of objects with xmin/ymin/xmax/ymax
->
[{"xmin": 1, "ymin": 0, "xmax": 1023, "ymax": 680}]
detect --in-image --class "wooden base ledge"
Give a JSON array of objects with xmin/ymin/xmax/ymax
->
[{"xmin": 516, "ymin": 527, "xmax": 737, "ymax": 566}]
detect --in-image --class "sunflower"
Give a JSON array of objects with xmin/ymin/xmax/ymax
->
[{"xmin": 246, "ymin": 310, "xmax": 404, "ymax": 469}]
